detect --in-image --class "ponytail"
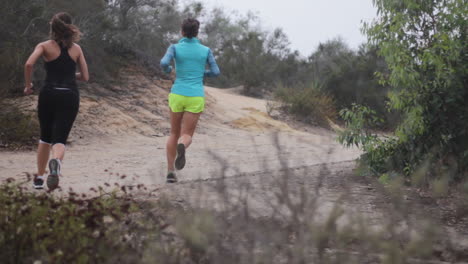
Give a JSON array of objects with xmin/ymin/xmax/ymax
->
[
  {"xmin": 49, "ymin": 12, "xmax": 81, "ymax": 48},
  {"xmin": 182, "ymin": 18, "xmax": 200, "ymax": 39}
]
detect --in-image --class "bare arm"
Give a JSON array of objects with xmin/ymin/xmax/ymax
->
[
  {"xmin": 76, "ymin": 45, "xmax": 89, "ymax": 82},
  {"xmin": 24, "ymin": 44, "xmax": 44, "ymax": 95}
]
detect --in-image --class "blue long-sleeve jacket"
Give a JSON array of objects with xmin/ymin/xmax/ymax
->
[{"xmin": 160, "ymin": 38, "xmax": 220, "ymax": 97}]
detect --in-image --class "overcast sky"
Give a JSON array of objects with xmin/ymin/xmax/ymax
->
[{"xmin": 199, "ymin": 0, "xmax": 377, "ymax": 56}]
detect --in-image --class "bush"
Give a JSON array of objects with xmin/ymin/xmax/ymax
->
[
  {"xmin": 356, "ymin": 0, "xmax": 468, "ymax": 181},
  {"xmin": 274, "ymin": 83, "xmax": 337, "ymax": 127},
  {"xmin": 306, "ymin": 40, "xmax": 399, "ymax": 128},
  {"xmin": 0, "ymin": 101, "xmax": 39, "ymax": 149},
  {"xmin": 338, "ymin": 104, "xmax": 403, "ymax": 176},
  {"xmin": 0, "ymin": 177, "xmax": 166, "ymax": 264}
]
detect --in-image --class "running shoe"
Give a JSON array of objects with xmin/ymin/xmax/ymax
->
[
  {"xmin": 166, "ymin": 172, "xmax": 178, "ymax": 183},
  {"xmin": 33, "ymin": 175, "xmax": 45, "ymax": 189},
  {"xmin": 175, "ymin": 143, "xmax": 186, "ymax": 170},
  {"xmin": 47, "ymin": 159, "xmax": 61, "ymax": 190}
]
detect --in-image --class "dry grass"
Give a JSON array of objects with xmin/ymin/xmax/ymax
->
[
  {"xmin": 1, "ymin": 138, "xmax": 467, "ymax": 263},
  {"xmin": 0, "ymin": 100, "xmax": 39, "ymax": 150},
  {"xmin": 273, "ymin": 84, "xmax": 338, "ymax": 128}
]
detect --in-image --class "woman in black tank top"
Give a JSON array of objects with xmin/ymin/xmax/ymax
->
[
  {"xmin": 24, "ymin": 12, "xmax": 89, "ymax": 190},
  {"xmin": 44, "ymin": 44, "xmax": 78, "ymax": 89}
]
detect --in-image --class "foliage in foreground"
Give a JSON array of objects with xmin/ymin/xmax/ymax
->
[
  {"xmin": 340, "ymin": 0, "xmax": 467, "ymax": 182},
  {"xmin": 0, "ymin": 177, "xmax": 153, "ymax": 264},
  {"xmin": 1, "ymin": 159, "xmax": 466, "ymax": 263}
]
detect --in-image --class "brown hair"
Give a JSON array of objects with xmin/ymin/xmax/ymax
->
[
  {"xmin": 49, "ymin": 12, "xmax": 81, "ymax": 48},
  {"xmin": 182, "ymin": 18, "xmax": 200, "ymax": 39}
]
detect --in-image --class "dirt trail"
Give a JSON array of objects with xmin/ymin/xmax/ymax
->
[
  {"xmin": 0, "ymin": 77, "xmax": 361, "ymax": 193},
  {"xmin": 0, "ymin": 71, "xmax": 366, "ymax": 219}
]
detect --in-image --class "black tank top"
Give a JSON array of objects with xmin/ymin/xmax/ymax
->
[{"xmin": 44, "ymin": 44, "xmax": 77, "ymax": 89}]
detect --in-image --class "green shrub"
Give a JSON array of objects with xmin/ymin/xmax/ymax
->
[
  {"xmin": 274, "ymin": 83, "xmax": 337, "ymax": 127},
  {"xmin": 293, "ymin": 39, "xmax": 398, "ymax": 128},
  {"xmin": 338, "ymin": 104, "xmax": 399, "ymax": 175},
  {"xmin": 339, "ymin": 0, "xmax": 468, "ymax": 182},
  {"xmin": 0, "ymin": 178, "xmax": 155, "ymax": 264}
]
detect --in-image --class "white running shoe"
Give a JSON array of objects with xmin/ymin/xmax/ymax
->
[{"xmin": 33, "ymin": 175, "xmax": 45, "ymax": 189}]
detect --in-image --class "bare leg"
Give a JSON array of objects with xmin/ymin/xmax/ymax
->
[
  {"xmin": 37, "ymin": 142, "xmax": 51, "ymax": 175},
  {"xmin": 51, "ymin": 143, "xmax": 66, "ymax": 161},
  {"xmin": 167, "ymin": 111, "xmax": 183, "ymax": 172},
  {"xmin": 179, "ymin": 112, "xmax": 201, "ymax": 149}
]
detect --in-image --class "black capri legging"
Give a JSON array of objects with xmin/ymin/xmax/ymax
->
[{"xmin": 38, "ymin": 87, "xmax": 80, "ymax": 145}]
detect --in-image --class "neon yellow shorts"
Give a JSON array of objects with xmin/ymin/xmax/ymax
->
[{"xmin": 168, "ymin": 93, "xmax": 205, "ymax": 113}]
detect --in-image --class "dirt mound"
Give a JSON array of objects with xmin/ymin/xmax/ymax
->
[
  {"xmin": 72, "ymin": 69, "xmax": 223, "ymax": 140},
  {"xmin": 4, "ymin": 68, "xmax": 174, "ymax": 143},
  {"xmin": 7, "ymin": 70, "xmax": 315, "ymax": 143},
  {"xmin": 231, "ymin": 108, "xmax": 294, "ymax": 133},
  {"xmin": 73, "ymin": 68, "xmax": 173, "ymax": 139}
]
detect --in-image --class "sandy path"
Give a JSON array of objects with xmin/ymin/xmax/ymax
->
[{"xmin": 0, "ymin": 86, "xmax": 360, "ymax": 193}]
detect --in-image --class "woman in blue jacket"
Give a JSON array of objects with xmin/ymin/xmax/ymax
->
[{"xmin": 160, "ymin": 18, "xmax": 220, "ymax": 183}]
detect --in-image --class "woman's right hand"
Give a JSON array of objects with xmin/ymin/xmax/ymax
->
[{"xmin": 24, "ymin": 83, "xmax": 34, "ymax": 95}]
